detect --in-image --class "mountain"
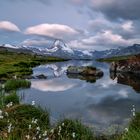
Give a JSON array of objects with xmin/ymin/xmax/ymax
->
[
  {"xmin": 42, "ymin": 40, "xmax": 92, "ymax": 59},
  {"xmin": 0, "ymin": 44, "xmax": 33, "ymax": 54},
  {"xmin": 92, "ymin": 44, "xmax": 140, "ymax": 58},
  {"xmin": 1, "ymin": 40, "xmax": 92, "ymax": 59},
  {"xmin": 1, "ymin": 41, "xmax": 140, "ymax": 59}
]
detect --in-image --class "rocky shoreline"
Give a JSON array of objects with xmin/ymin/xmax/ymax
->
[{"xmin": 110, "ymin": 55, "xmax": 140, "ymax": 74}]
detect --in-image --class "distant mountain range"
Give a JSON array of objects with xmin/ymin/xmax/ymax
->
[
  {"xmin": 0, "ymin": 40, "xmax": 140, "ymax": 59},
  {"xmin": 92, "ymin": 44, "xmax": 140, "ymax": 59}
]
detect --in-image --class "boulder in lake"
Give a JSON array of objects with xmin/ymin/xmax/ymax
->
[{"xmin": 67, "ymin": 66, "xmax": 103, "ymax": 77}]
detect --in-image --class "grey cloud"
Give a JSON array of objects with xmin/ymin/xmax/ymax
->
[
  {"xmin": 90, "ymin": 0, "xmax": 140, "ymax": 20},
  {"xmin": 6, "ymin": 0, "xmax": 51, "ymax": 5}
]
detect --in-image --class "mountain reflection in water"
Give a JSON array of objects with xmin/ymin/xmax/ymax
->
[{"xmin": 18, "ymin": 60, "xmax": 140, "ymax": 135}]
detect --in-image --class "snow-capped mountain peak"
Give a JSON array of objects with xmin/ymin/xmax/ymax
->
[
  {"xmin": 0, "ymin": 40, "xmax": 93, "ymax": 59},
  {"xmin": 52, "ymin": 39, "xmax": 74, "ymax": 54}
]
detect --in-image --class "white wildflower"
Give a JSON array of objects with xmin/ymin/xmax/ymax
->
[
  {"xmin": 32, "ymin": 137, "xmax": 36, "ymax": 140},
  {"xmin": 0, "ymin": 115, "xmax": 4, "ymax": 119},
  {"xmin": 43, "ymin": 131, "xmax": 47, "ymax": 136},
  {"xmin": 26, "ymin": 135, "xmax": 30, "ymax": 139},
  {"xmin": 32, "ymin": 101, "xmax": 35, "ymax": 106},
  {"xmin": 8, "ymin": 123, "xmax": 12, "ymax": 133},
  {"xmin": 0, "ymin": 110, "xmax": 2, "ymax": 115},
  {"xmin": 32, "ymin": 118, "xmax": 38, "ymax": 124},
  {"xmin": 72, "ymin": 132, "xmax": 76, "ymax": 138},
  {"xmin": 6, "ymin": 102, "xmax": 13, "ymax": 108},
  {"xmin": 2, "ymin": 84, "xmax": 5, "ymax": 89},
  {"xmin": 39, "ymin": 134, "xmax": 42, "ymax": 139},
  {"xmin": 124, "ymin": 128, "xmax": 129, "ymax": 132},
  {"xmin": 50, "ymin": 129, "xmax": 54, "ymax": 134},
  {"xmin": 62, "ymin": 123, "xmax": 64, "ymax": 126},
  {"xmin": 34, "ymin": 119, "xmax": 38, "ymax": 124},
  {"xmin": 29, "ymin": 124, "xmax": 32, "ymax": 130},
  {"xmin": 36, "ymin": 131, "xmax": 39, "ymax": 135},
  {"xmin": 133, "ymin": 112, "xmax": 136, "ymax": 117},
  {"xmin": 5, "ymin": 112, "xmax": 9, "ymax": 117},
  {"xmin": 36, "ymin": 126, "xmax": 40, "ymax": 131},
  {"xmin": 59, "ymin": 126, "xmax": 61, "ymax": 131}
]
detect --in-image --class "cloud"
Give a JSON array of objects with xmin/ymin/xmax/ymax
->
[
  {"xmin": 0, "ymin": 21, "xmax": 20, "ymax": 32},
  {"xmin": 90, "ymin": 0, "xmax": 140, "ymax": 20},
  {"xmin": 6, "ymin": 0, "xmax": 51, "ymax": 5},
  {"xmin": 25, "ymin": 23, "xmax": 79, "ymax": 40},
  {"xmin": 82, "ymin": 30, "xmax": 130, "ymax": 47},
  {"xmin": 121, "ymin": 21, "xmax": 134, "ymax": 32},
  {"xmin": 68, "ymin": 30, "xmax": 140, "ymax": 50},
  {"xmin": 31, "ymin": 79, "xmax": 76, "ymax": 92},
  {"xmin": 21, "ymin": 38, "xmax": 50, "ymax": 46}
]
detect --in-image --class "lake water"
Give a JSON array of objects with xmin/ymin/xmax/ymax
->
[{"xmin": 18, "ymin": 60, "xmax": 140, "ymax": 135}]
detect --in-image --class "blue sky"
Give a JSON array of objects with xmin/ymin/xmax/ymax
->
[{"xmin": 0, "ymin": 0, "xmax": 140, "ymax": 50}]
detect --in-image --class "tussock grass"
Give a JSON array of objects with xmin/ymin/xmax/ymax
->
[
  {"xmin": 52, "ymin": 119, "xmax": 95, "ymax": 140},
  {"xmin": 4, "ymin": 79, "xmax": 31, "ymax": 91},
  {"xmin": 4, "ymin": 92, "xmax": 19, "ymax": 105}
]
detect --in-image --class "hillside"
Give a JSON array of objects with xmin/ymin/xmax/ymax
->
[{"xmin": 0, "ymin": 50, "xmax": 65, "ymax": 80}]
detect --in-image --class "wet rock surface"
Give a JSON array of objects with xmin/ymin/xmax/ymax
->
[
  {"xmin": 67, "ymin": 66, "xmax": 103, "ymax": 77},
  {"xmin": 110, "ymin": 55, "xmax": 140, "ymax": 74},
  {"xmin": 67, "ymin": 66, "xmax": 103, "ymax": 83}
]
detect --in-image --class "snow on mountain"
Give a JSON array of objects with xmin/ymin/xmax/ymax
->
[
  {"xmin": 92, "ymin": 44, "xmax": 140, "ymax": 58},
  {"xmin": 3, "ymin": 44, "xmax": 19, "ymax": 49},
  {"xmin": 42, "ymin": 40, "xmax": 91, "ymax": 59},
  {"xmin": 1, "ymin": 40, "xmax": 140, "ymax": 59}
]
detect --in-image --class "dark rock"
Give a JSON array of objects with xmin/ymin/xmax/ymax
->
[
  {"xmin": 36, "ymin": 74, "xmax": 47, "ymax": 79},
  {"xmin": 67, "ymin": 66, "xmax": 103, "ymax": 77},
  {"xmin": 110, "ymin": 56, "xmax": 140, "ymax": 74}
]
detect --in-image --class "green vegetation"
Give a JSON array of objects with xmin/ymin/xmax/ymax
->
[
  {"xmin": 0, "ymin": 50, "xmax": 66, "ymax": 80},
  {"xmin": 121, "ymin": 113, "xmax": 140, "ymax": 140},
  {"xmin": 53, "ymin": 119, "xmax": 94, "ymax": 140},
  {"xmin": 0, "ymin": 90, "xmax": 94, "ymax": 140},
  {"xmin": 0, "ymin": 51, "xmax": 140, "ymax": 139},
  {"xmin": 0, "ymin": 87, "xmax": 140, "ymax": 139},
  {"xmin": 4, "ymin": 79, "xmax": 31, "ymax": 91},
  {"xmin": 96, "ymin": 55, "xmax": 134, "ymax": 62},
  {"xmin": 4, "ymin": 91, "xmax": 19, "ymax": 105}
]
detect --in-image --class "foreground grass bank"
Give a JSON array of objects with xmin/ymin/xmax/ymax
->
[
  {"xmin": 0, "ymin": 89, "xmax": 140, "ymax": 140},
  {"xmin": 0, "ymin": 91, "xmax": 94, "ymax": 140}
]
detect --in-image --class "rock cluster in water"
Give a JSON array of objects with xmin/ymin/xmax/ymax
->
[
  {"xmin": 110, "ymin": 55, "xmax": 140, "ymax": 74},
  {"xmin": 67, "ymin": 66, "xmax": 103, "ymax": 83},
  {"xmin": 67, "ymin": 66, "xmax": 103, "ymax": 76}
]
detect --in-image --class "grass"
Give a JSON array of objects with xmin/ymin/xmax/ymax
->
[
  {"xmin": 96, "ymin": 55, "xmax": 134, "ymax": 62},
  {"xmin": 0, "ymin": 50, "xmax": 66, "ymax": 80},
  {"xmin": 121, "ymin": 128, "xmax": 140, "ymax": 140},
  {"xmin": 0, "ymin": 89, "xmax": 140, "ymax": 140},
  {"xmin": 0, "ymin": 105, "xmax": 50, "ymax": 139},
  {"xmin": 0, "ymin": 91, "xmax": 94, "ymax": 140},
  {"xmin": 52, "ymin": 119, "xmax": 95, "ymax": 140},
  {"xmin": 4, "ymin": 79, "xmax": 31, "ymax": 91},
  {"xmin": 3, "ymin": 92, "xmax": 20, "ymax": 105}
]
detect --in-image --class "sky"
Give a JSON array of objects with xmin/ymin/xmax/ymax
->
[{"xmin": 0, "ymin": 0, "xmax": 140, "ymax": 51}]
